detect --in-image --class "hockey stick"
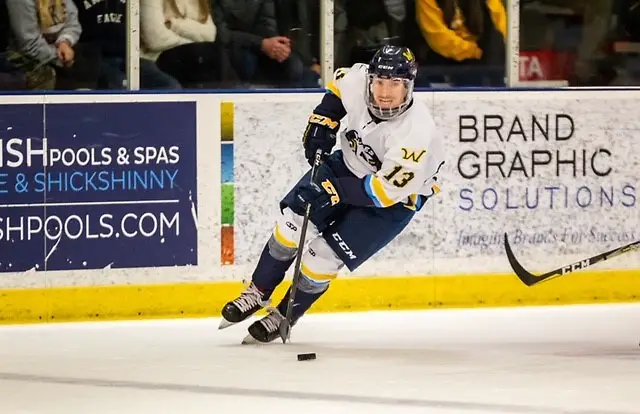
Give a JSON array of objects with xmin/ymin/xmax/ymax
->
[
  {"xmin": 279, "ymin": 149, "xmax": 324, "ymax": 344},
  {"xmin": 504, "ymin": 232, "xmax": 640, "ymax": 287}
]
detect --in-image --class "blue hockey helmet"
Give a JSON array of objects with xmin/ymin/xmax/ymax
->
[{"xmin": 366, "ymin": 45, "xmax": 418, "ymax": 120}]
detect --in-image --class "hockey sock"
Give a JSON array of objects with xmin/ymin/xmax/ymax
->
[
  {"xmin": 276, "ymin": 284, "xmax": 328, "ymax": 324},
  {"xmin": 251, "ymin": 242, "xmax": 295, "ymax": 293}
]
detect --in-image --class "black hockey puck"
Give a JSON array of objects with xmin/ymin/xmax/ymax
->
[{"xmin": 297, "ymin": 352, "xmax": 316, "ymax": 361}]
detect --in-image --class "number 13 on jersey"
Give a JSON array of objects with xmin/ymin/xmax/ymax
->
[{"xmin": 383, "ymin": 165, "xmax": 414, "ymax": 188}]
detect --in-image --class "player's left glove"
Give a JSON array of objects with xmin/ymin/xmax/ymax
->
[{"xmin": 302, "ymin": 114, "xmax": 339, "ymax": 165}]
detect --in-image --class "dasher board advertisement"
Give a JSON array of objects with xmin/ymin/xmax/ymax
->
[{"xmin": 0, "ymin": 101, "xmax": 198, "ymax": 272}]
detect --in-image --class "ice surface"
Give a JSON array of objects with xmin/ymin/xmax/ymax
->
[{"xmin": 0, "ymin": 303, "xmax": 639, "ymax": 414}]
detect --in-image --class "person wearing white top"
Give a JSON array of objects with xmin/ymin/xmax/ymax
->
[{"xmin": 140, "ymin": 0, "xmax": 237, "ymax": 87}]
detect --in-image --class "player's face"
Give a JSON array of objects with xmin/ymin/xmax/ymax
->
[{"xmin": 370, "ymin": 76, "xmax": 407, "ymax": 109}]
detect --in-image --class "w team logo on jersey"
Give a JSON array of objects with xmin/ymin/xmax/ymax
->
[{"xmin": 401, "ymin": 148, "xmax": 426, "ymax": 163}]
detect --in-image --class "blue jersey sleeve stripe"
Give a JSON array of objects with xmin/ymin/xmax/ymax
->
[
  {"xmin": 416, "ymin": 196, "xmax": 423, "ymax": 210},
  {"xmin": 364, "ymin": 175, "xmax": 383, "ymax": 208}
]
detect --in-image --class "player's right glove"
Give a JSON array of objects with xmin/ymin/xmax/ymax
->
[
  {"xmin": 294, "ymin": 162, "xmax": 345, "ymax": 228},
  {"xmin": 302, "ymin": 113, "xmax": 339, "ymax": 165},
  {"xmin": 292, "ymin": 187, "xmax": 333, "ymax": 233}
]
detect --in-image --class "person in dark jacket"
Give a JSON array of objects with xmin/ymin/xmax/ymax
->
[
  {"xmin": 213, "ymin": 0, "xmax": 315, "ymax": 87},
  {"xmin": 73, "ymin": 0, "xmax": 181, "ymax": 89},
  {"xmin": 273, "ymin": 0, "xmax": 321, "ymax": 87}
]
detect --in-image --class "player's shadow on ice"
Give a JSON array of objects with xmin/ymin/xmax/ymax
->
[{"xmin": 217, "ymin": 340, "xmax": 485, "ymax": 365}]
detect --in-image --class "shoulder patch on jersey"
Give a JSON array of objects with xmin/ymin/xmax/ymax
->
[
  {"xmin": 334, "ymin": 67, "xmax": 349, "ymax": 81},
  {"xmin": 326, "ymin": 67, "xmax": 351, "ymax": 98},
  {"xmin": 401, "ymin": 148, "xmax": 427, "ymax": 163}
]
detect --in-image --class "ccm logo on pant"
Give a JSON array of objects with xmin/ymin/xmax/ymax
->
[{"xmin": 332, "ymin": 233, "xmax": 356, "ymax": 260}]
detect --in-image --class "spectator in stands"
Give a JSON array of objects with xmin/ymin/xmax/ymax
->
[
  {"xmin": 0, "ymin": 2, "xmax": 28, "ymax": 90},
  {"xmin": 415, "ymin": 0, "xmax": 506, "ymax": 86},
  {"xmin": 305, "ymin": 0, "xmax": 348, "ymax": 69},
  {"xmin": 6, "ymin": 0, "xmax": 101, "ymax": 89},
  {"xmin": 273, "ymin": 0, "xmax": 321, "ymax": 87},
  {"xmin": 535, "ymin": 0, "xmax": 618, "ymax": 85},
  {"xmin": 74, "ymin": 0, "xmax": 181, "ymax": 89},
  {"xmin": 214, "ymin": 0, "xmax": 316, "ymax": 88},
  {"xmin": 140, "ymin": 0, "xmax": 237, "ymax": 88},
  {"xmin": 342, "ymin": 0, "xmax": 406, "ymax": 64},
  {"xmin": 1, "ymin": 2, "xmax": 10, "ymax": 53}
]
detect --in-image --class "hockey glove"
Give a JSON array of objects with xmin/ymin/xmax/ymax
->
[
  {"xmin": 302, "ymin": 114, "xmax": 339, "ymax": 165},
  {"xmin": 297, "ymin": 162, "xmax": 376, "ymax": 211},
  {"xmin": 295, "ymin": 163, "xmax": 343, "ymax": 212}
]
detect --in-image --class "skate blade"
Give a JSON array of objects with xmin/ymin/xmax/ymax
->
[
  {"xmin": 241, "ymin": 333, "xmax": 260, "ymax": 345},
  {"xmin": 218, "ymin": 318, "xmax": 236, "ymax": 330}
]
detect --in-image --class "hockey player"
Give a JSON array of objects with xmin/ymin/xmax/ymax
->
[{"xmin": 219, "ymin": 45, "xmax": 446, "ymax": 343}]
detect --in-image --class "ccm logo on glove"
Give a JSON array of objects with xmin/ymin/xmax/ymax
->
[
  {"xmin": 320, "ymin": 179, "xmax": 341, "ymax": 206},
  {"xmin": 309, "ymin": 114, "xmax": 339, "ymax": 130}
]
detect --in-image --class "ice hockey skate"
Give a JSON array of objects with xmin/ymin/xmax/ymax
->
[
  {"xmin": 241, "ymin": 307, "xmax": 286, "ymax": 344},
  {"xmin": 218, "ymin": 282, "xmax": 271, "ymax": 329}
]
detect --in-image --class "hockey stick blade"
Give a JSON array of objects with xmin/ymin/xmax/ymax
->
[{"xmin": 504, "ymin": 233, "xmax": 640, "ymax": 287}]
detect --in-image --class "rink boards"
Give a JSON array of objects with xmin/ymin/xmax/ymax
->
[{"xmin": 0, "ymin": 90, "xmax": 638, "ymax": 323}]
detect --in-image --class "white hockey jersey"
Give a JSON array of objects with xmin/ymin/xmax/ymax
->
[{"xmin": 326, "ymin": 63, "xmax": 445, "ymax": 209}]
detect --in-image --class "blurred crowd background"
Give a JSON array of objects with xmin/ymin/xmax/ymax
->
[{"xmin": 1, "ymin": 0, "xmax": 640, "ymax": 91}]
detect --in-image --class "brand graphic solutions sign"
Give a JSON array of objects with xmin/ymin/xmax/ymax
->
[
  {"xmin": 232, "ymin": 93, "xmax": 638, "ymax": 276},
  {"xmin": 0, "ymin": 101, "xmax": 198, "ymax": 272},
  {"xmin": 436, "ymin": 94, "xmax": 638, "ymax": 264}
]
